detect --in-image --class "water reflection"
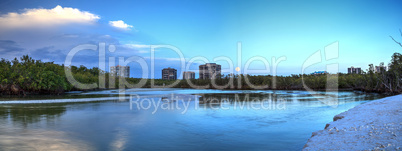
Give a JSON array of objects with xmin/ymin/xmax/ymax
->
[
  {"xmin": 198, "ymin": 93, "xmax": 286, "ymax": 104},
  {"xmin": 0, "ymin": 129, "xmax": 94, "ymax": 151},
  {"xmin": 197, "ymin": 91, "xmax": 382, "ymax": 105},
  {"xmin": 0, "ymin": 89, "xmax": 385, "ymax": 150},
  {"xmin": 197, "ymin": 93, "xmax": 288, "ymax": 111},
  {"xmin": 110, "ymin": 128, "xmax": 129, "ymax": 150},
  {"xmin": 0, "ymin": 103, "xmax": 95, "ymax": 150},
  {"xmin": 0, "ymin": 104, "xmax": 66, "ymax": 126}
]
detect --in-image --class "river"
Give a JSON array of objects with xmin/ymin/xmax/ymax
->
[{"xmin": 0, "ymin": 88, "xmax": 384, "ymax": 150}]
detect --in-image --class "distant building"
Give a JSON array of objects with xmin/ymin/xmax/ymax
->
[
  {"xmin": 375, "ymin": 65, "xmax": 387, "ymax": 73},
  {"xmin": 311, "ymin": 71, "xmax": 328, "ymax": 75},
  {"xmin": 199, "ymin": 63, "xmax": 221, "ymax": 79},
  {"xmin": 162, "ymin": 67, "xmax": 177, "ymax": 80},
  {"xmin": 183, "ymin": 71, "xmax": 195, "ymax": 79},
  {"xmin": 110, "ymin": 65, "xmax": 130, "ymax": 77},
  {"xmin": 348, "ymin": 66, "xmax": 362, "ymax": 74}
]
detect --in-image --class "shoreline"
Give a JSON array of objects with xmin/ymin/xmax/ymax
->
[
  {"xmin": 0, "ymin": 87, "xmax": 379, "ymax": 97},
  {"xmin": 0, "ymin": 88, "xmax": 383, "ymax": 104},
  {"xmin": 303, "ymin": 94, "xmax": 402, "ymax": 150}
]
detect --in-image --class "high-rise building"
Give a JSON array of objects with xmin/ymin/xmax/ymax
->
[
  {"xmin": 375, "ymin": 65, "xmax": 387, "ymax": 73},
  {"xmin": 348, "ymin": 66, "xmax": 362, "ymax": 74},
  {"xmin": 110, "ymin": 65, "xmax": 130, "ymax": 78},
  {"xmin": 199, "ymin": 63, "xmax": 221, "ymax": 79},
  {"xmin": 162, "ymin": 67, "xmax": 177, "ymax": 80},
  {"xmin": 183, "ymin": 71, "xmax": 195, "ymax": 79}
]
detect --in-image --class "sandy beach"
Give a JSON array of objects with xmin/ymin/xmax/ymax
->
[{"xmin": 303, "ymin": 94, "xmax": 402, "ymax": 150}]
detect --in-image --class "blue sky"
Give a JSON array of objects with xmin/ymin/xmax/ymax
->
[{"xmin": 0, "ymin": 0, "xmax": 401, "ymax": 78}]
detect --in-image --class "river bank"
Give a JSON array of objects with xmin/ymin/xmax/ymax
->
[{"xmin": 303, "ymin": 94, "xmax": 402, "ymax": 150}]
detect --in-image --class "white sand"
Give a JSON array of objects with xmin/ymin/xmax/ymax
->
[{"xmin": 303, "ymin": 94, "xmax": 402, "ymax": 151}]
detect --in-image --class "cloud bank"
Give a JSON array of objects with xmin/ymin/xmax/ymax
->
[
  {"xmin": 0, "ymin": 5, "xmax": 100, "ymax": 29},
  {"xmin": 0, "ymin": 5, "xmax": 180, "ymax": 78}
]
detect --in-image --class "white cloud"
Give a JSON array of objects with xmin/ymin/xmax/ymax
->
[
  {"xmin": 109, "ymin": 20, "xmax": 133, "ymax": 30},
  {"xmin": 0, "ymin": 5, "xmax": 100, "ymax": 29}
]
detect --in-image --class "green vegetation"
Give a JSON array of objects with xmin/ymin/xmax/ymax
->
[
  {"xmin": 175, "ymin": 56, "xmax": 402, "ymax": 95},
  {"xmin": 0, "ymin": 52, "xmax": 401, "ymax": 95},
  {"xmin": 0, "ymin": 56, "xmax": 71, "ymax": 95}
]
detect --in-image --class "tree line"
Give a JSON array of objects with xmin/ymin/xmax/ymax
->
[
  {"xmin": 0, "ymin": 52, "xmax": 401, "ymax": 95},
  {"xmin": 176, "ymin": 52, "xmax": 401, "ymax": 95}
]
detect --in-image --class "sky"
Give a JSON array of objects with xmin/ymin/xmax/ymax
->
[{"xmin": 0, "ymin": 0, "xmax": 401, "ymax": 78}]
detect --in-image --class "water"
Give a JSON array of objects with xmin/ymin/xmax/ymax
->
[{"xmin": 0, "ymin": 89, "xmax": 384, "ymax": 150}]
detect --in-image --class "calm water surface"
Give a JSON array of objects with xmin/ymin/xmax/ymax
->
[{"xmin": 0, "ymin": 89, "xmax": 384, "ymax": 150}]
